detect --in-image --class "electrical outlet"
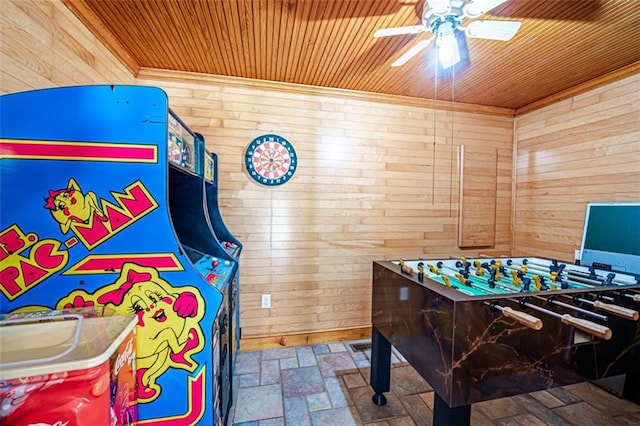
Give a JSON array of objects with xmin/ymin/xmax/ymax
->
[{"xmin": 261, "ymin": 294, "xmax": 271, "ymax": 309}]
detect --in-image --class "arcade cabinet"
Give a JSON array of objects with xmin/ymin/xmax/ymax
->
[
  {"xmin": 204, "ymin": 149, "xmax": 243, "ymax": 366},
  {"xmin": 0, "ymin": 85, "xmax": 232, "ymax": 425},
  {"xmin": 166, "ymin": 115, "xmax": 239, "ymax": 423}
]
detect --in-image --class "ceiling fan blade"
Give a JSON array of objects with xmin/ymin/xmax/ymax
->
[
  {"xmin": 463, "ymin": 0, "xmax": 508, "ymax": 18},
  {"xmin": 391, "ymin": 37, "xmax": 434, "ymax": 67},
  {"xmin": 374, "ymin": 25, "xmax": 426, "ymax": 38},
  {"xmin": 426, "ymin": 0, "xmax": 452, "ymax": 15},
  {"xmin": 465, "ymin": 20, "xmax": 521, "ymax": 41}
]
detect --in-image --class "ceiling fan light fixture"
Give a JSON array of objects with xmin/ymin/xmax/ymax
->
[
  {"xmin": 438, "ymin": 42, "xmax": 460, "ymax": 69},
  {"xmin": 434, "ymin": 20, "xmax": 461, "ymax": 69},
  {"xmin": 436, "ymin": 34, "xmax": 461, "ymax": 69}
]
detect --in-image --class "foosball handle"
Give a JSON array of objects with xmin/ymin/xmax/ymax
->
[
  {"xmin": 561, "ymin": 314, "xmax": 612, "ymax": 340},
  {"xmin": 502, "ymin": 307, "xmax": 543, "ymax": 330},
  {"xmin": 592, "ymin": 301, "xmax": 640, "ymax": 321},
  {"xmin": 401, "ymin": 265, "xmax": 414, "ymax": 275},
  {"xmin": 398, "ymin": 258, "xmax": 414, "ymax": 275}
]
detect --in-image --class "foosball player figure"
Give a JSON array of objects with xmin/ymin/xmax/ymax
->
[{"xmin": 417, "ymin": 262, "xmax": 425, "ymax": 283}]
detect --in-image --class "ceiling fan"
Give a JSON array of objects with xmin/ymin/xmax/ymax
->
[{"xmin": 374, "ymin": 0, "xmax": 522, "ymax": 69}]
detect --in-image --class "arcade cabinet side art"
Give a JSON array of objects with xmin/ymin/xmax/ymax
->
[{"xmin": 0, "ymin": 85, "xmax": 225, "ymax": 425}]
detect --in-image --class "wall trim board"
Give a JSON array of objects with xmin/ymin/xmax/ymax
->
[
  {"xmin": 239, "ymin": 326, "xmax": 372, "ymax": 352},
  {"xmin": 137, "ymin": 67, "xmax": 515, "ymax": 117}
]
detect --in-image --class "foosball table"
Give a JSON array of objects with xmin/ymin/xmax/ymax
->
[{"xmin": 370, "ymin": 256, "xmax": 640, "ymax": 425}]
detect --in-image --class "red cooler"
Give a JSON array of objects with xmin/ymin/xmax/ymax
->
[{"xmin": 0, "ymin": 310, "xmax": 137, "ymax": 426}]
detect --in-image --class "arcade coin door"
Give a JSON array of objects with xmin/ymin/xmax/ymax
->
[{"xmin": 0, "ymin": 85, "xmax": 225, "ymax": 425}]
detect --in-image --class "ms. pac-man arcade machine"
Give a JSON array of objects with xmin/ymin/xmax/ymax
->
[
  {"xmin": 165, "ymin": 117, "xmax": 240, "ymax": 422},
  {"xmin": 204, "ymin": 149, "xmax": 243, "ymax": 366},
  {"xmin": 0, "ymin": 85, "xmax": 233, "ymax": 425}
]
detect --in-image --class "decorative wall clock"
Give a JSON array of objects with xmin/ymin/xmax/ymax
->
[{"xmin": 244, "ymin": 134, "xmax": 297, "ymax": 186}]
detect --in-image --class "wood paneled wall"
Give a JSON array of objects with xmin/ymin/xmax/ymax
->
[
  {"xmin": 0, "ymin": 0, "xmax": 511, "ymax": 346},
  {"xmin": 0, "ymin": 0, "xmax": 134, "ymax": 94},
  {"xmin": 5, "ymin": 0, "xmax": 637, "ymax": 348},
  {"xmin": 458, "ymin": 145, "xmax": 498, "ymax": 248},
  {"xmin": 513, "ymin": 73, "xmax": 640, "ymax": 262},
  {"xmin": 137, "ymin": 69, "xmax": 514, "ymax": 344}
]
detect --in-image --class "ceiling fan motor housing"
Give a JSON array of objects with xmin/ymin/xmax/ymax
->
[
  {"xmin": 424, "ymin": 4, "xmax": 465, "ymax": 36},
  {"xmin": 431, "ymin": 15, "xmax": 462, "ymax": 39}
]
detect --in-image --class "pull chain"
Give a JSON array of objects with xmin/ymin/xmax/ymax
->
[
  {"xmin": 450, "ymin": 64, "xmax": 455, "ymax": 215},
  {"xmin": 432, "ymin": 51, "xmax": 438, "ymax": 205}
]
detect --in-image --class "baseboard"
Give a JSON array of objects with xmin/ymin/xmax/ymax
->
[{"xmin": 239, "ymin": 326, "xmax": 372, "ymax": 352}]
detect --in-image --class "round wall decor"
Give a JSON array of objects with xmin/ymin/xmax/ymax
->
[{"xmin": 244, "ymin": 134, "xmax": 297, "ymax": 186}]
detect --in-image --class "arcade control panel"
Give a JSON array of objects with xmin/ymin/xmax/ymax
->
[
  {"xmin": 192, "ymin": 256, "xmax": 235, "ymax": 290},
  {"xmin": 221, "ymin": 241, "xmax": 240, "ymax": 258}
]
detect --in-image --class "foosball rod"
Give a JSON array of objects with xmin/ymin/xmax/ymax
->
[
  {"xmin": 472, "ymin": 264, "xmax": 610, "ymax": 321},
  {"xmin": 503, "ymin": 260, "xmax": 588, "ymax": 289},
  {"xmin": 452, "ymin": 264, "xmax": 612, "ymax": 334},
  {"xmin": 471, "ymin": 260, "xmax": 519, "ymax": 290},
  {"xmin": 514, "ymin": 259, "xmax": 640, "ymax": 303},
  {"xmin": 427, "ymin": 263, "xmax": 543, "ymax": 330},
  {"xmin": 523, "ymin": 259, "xmax": 634, "ymax": 286},
  {"xmin": 531, "ymin": 296, "xmax": 608, "ymax": 322},
  {"xmin": 486, "ymin": 261, "xmax": 554, "ymax": 291},
  {"xmin": 473, "ymin": 272, "xmax": 521, "ymax": 294},
  {"xmin": 483, "ymin": 259, "xmax": 639, "ymax": 306},
  {"xmin": 427, "ymin": 263, "xmax": 501, "ymax": 295},
  {"xmin": 418, "ymin": 263, "xmax": 475, "ymax": 296},
  {"xmin": 466, "ymin": 259, "xmax": 530, "ymax": 289},
  {"xmin": 622, "ymin": 292, "xmax": 640, "ymax": 302},
  {"xmin": 558, "ymin": 294, "xmax": 639, "ymax": 321},
  {"xmin": 514, "ymin": 299, "xmax": 612, "ymax": 340},
  {"xmin": 444, "ymin": 259, "xmax": 638, "ymax": 304},
  {"xmin": 505, "ymin": 261, "xmax": 639, "ymax": 320},
  {"xmin": 434, "ymin": 262, "xmax": 518, "ymax": 294},
  {"xmin": 566, "ymin": 269, "xmax": 631, "ymax": 286},
  {"xmin": 463, "ymin": 264, "xmax": 523, "ymax": 294},
  {"xmin": 503, "ymin": 260, "xmax": 626, "ymax": 305}
]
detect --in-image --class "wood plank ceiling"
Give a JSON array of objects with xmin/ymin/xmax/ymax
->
[{"xmin": 63, "ymin": 0, "xmax": 640, "ymax": 113}]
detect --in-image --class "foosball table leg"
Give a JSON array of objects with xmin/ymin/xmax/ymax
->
[
  {"xmin": 370, "ymin": 326, "xmax": 391, "ymax": 406},
  {"xmin": 623, "ymin": 372, "xmax": 640, "ymax": 403},
  {"xmin": 433, "ymin": 392, "xmax": 471, "ymax": 426}
]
